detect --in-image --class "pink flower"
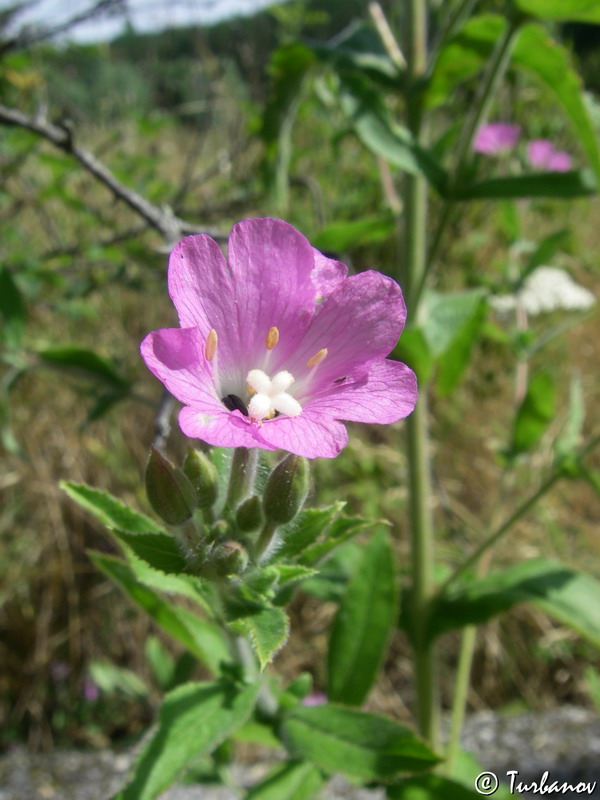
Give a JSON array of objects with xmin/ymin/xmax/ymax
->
[
  {"xmin": 473, "ymin": 122, "xmax": 521, "ymax": 155},
  {"xmin": 527, "ymin": 139, "xmax": 572, "ymax": 172},
  {"xmin": 141, "ymin": 218, "xmax": 417, "ymax": 459},
  {"xmin": 302, "ymin": 690, "xmax": 327, "ymax": 706}
]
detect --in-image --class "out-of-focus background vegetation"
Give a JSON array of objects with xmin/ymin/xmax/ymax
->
[{"xmin": 1, "ymin": 0, "xmax": 599, "ymax": 752}]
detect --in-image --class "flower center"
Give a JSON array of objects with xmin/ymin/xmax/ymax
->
[{"xmin": 246, "ymin": 368, "xmax": 302, "ymax": 422}]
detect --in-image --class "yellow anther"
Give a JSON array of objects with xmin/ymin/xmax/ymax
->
[
  {"xmin": 204, "ymin": 328, "xmax": 218, "ymax": 361},
  {"xmin": 265, "ymin": 326, "xmax": 280, "ymax": 350},
  {"xmin": 306, "ymin": 348, "xmax": 328, "ymax": 369}
]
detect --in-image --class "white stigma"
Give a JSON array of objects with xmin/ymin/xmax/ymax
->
[{"xmin": 246, "ymin": 369, "xmax": 302, "ymax": 421}]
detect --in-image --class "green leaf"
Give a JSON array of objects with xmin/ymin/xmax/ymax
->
[
  {"xmin": 387, "ymin": 774, "xmax": 489, "ymax": 799},
  {"xmin": 61, "ymin": 481, "xmax": 161, "ymax": 534},
  {"xmin": 328, "ymin": 530, "xmax": 398, "ymax": 705},
  {"xmin": 522, "ymin": 229, "xmax": 570, "ymax": 281},
  {"xmin": 37, "ymin": 346, "xmax": 130, "ymax": 389},
  {"xmin": 226, "ymin": 598, "xmax": 289, "ymax": 670},
  {"xmin": 90, "ymin": 553, "xmax": 231, "ymax": 673},
  {"xmin": 277, "ymin": 503, "xmax": 344, "ymax": 560},
  {"xmin": 392, "ymin": 328, "xmax": 435, "ymax": 387},
  {"xmin": 280, "ymin": 705, "xmax": 440, "ymax": 781},
  {"xmin": 514, "ymin": 0, "xmax": 600, "ymax": 22},
  {"xmin": 89, "ymin": 659, "xmax": 149, "ymax": 699},
  {"xmin": 300, "ymin": 514, "xmax": 374, "ymax": 565},
  {"xmin": 245, "ymin": 760, "xmax": 325, "ymax": 800},
  {"xmin": 429, "ymin": 558, "xmax": 600, "ymax": 647},
  {"xmin": 510, "ymin": 371, "xmax": 556, "ymax": 456},
  {"xmin": 314, "ymin": 215, "xmax": 396, "ymax": 252},
  {"xmin": 301, "ymin": 542, "xmax": 364, "ymax": 602},
  {"xmin": 554, "ymin": 373, "xmax": 585, "ymax": 463},
  {"xmin": 455, "ymin": 170, "xmax": 597, "ymax": 201},
  {"xmin": 113, "ymin": 530, "xmax": 187, "ymax": 574},
  {"xmin": 0, "ymin": 266, "xmax": 26, "ymax": 350},
  {"xmin": 145, "ymin": 636, "xmax": 176, "ymax": 691},
  {"xmin": 115, "ymin": 679, "xmax": 259, "ymax": 800},
  {"xmin": 421, "ymin": 289, "xmax": 486, "ymax": 358}
]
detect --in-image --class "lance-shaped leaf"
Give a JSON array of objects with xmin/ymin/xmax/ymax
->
[
  {"xmin": 327, "ymin": 529, "xmax": 398, "ymax": 705},
  {"xmin": 388, "ymin": 774, "xmax": 500, "ymax": 800},
  {"xmin": 514, "ymin": 0, "xmax": 600, "ymax": 22},
  {"xmin": 114, "ymin": 679, "xmax": 259, "ymax": 800},
  {"xmin": 245, "ymin": 760, "xmax": 325, "ymax": 800},
  {"xmin": 280, "ymin": 705, "xmax": 440, "ymax": 781},
  {"xmin": 314, "ymin": 215, "xmax": 396, "ymax": 252},
  {"xmin": 429, "ymin": 558, "xmax": 600, "ymax": 647},
  {"xmin": 112, "ymin": 530, "xmax": 188, "ymax": 574},
  {"xmin": 225, "ymin": 591, "xmax": 290, "ymax": 670},
  {"xmin": 38, "ymin": 345, "xmax": 130, "ymax": 389},
  {"xmin": 61, "ymin": 481, "xmax": 161, "ymax": 534},
  {"xmin": 454, "ymin": 170, "xmax": 597, "ymax": 201},
  {"xmin": 277, "ymin": 503, "xmax": 344, "ymax": 560},
  {"xmin": 91, "ymin": 553, "xmax": 230, "ymax": 673}
]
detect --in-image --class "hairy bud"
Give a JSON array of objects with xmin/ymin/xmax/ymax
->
[
  {"xmin": 145, "ymin": 447, "xmax": 197, "ymax": 525},
  {"xmin": 183, "ymin": 448, "xmax": 219, "ymax": 510},
  {"xmin": 236, "ymin": 494, "xmax": 263, "ymax": 532},
  {"xmin": 263, "ymin": 454, "xmax": 309, "ymax": 526},
  {"xmin": 210, "ymin": 540, "xmax": 249, "ymax": 577}
]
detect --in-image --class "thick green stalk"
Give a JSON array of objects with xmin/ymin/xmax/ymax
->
[{"xmin": 403, "ymin": 0, "xmax": 439, "ymax": 747}]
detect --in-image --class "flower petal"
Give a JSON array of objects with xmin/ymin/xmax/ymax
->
[
  {"xmin": 259, "ymin": 411, "xmax": 348, "ymax": 458},
  {"xmin": 289, "ymin": 270, "xmax": 407, "ymax": 391},
  {"xmin": 179, "ymin": 406, "xmax": 277, "ymax": 450},
  {"xmin": 227, "ymin": 218, "xmax": 319, "ymax": 368},
  {"xmin": 140, "ymin": 328, "xmax": 220, "ymax": 412},
  {"xmin": 306, "ymin": 359, "xmax": 418, "ymax": 423},
  {"xmin": 311, "ymin": 248, "xmax": 347, "ymax": 299}
]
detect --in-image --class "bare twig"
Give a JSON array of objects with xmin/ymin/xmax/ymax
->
[{"xmin": 0, "ymin": 103, "xmax": 226, "ymax": 244}]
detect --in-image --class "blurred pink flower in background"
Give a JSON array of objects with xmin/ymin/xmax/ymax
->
[
  {"xmin": 302, "ymin": 690, "xmax": 327, "ymax": 706},
  {"xmin": 473, "ymin": 122, "xmax": 521, "ymax": 154},
  {"xmin": 527, "ymin": 139, "xmax": 572, "ymax": 172},
  {"xmin": 82, "ymin": 677, "xmax": 100, "ymax": 702}
]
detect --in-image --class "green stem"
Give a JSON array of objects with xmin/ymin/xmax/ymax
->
[
  {"xmin": 254, "ymin": 519, "xmax": 278, "ymax": 562},
  {"xmin": 225, "ymin": 447, "xmax": 258, "ymax": 510},
  {"xmin": 445, "ymin": 624, "xmax": 476, "ymax": 773},
  {"xmin": 403, "ymin": 0, "xmax": 438, "ymax": 747},
  {"xmin": 411, "ymin": 15, "xmax": 522, "ymax": 312}
]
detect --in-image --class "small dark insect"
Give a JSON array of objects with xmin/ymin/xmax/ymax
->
[
  {"xmin": 334, "ymin": 376, "xmax": 347, "ymax": 384},
  {"xmin": 221, "ymin": 394, "xmax": 249, "ymax": 416}
]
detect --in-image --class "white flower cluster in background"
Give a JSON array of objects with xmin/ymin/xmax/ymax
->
[{"xmin": 491, "ymin": 266, "xmax": 596, "ymax": 316}]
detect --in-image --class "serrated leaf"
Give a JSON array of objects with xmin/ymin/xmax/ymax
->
[
  {"xmin": 245, "ymin": 760, "xmax": 324, "ymax": 800},
  {"xmin": 90, "ymin": 553, "xmax": 231, "ymax": 673},
  {"xmin": 114, "ymin": 679, "xmax": 259, "ymax": 800},
  {"xmin": 113, "ymin": 530, "xmax": 188, "ymax": 574},
  {"xmin": 61, "ymin": 481, "xmax": 161, "ymax": 534},
  {"xmin": 280, "ymin": 705, "xmax": 440, "ymax": 781},
  {"xmin": 228, "ymin": 601, "xmax": 290, "ymax": 670},
  {"xmin": 277, "ymin": 503, "xmax": 344, "ymax": 560},
  {"xmin": 328, "ymin": 530, "xmax": 398, "ymax": 706},
  {"xmin": 300, "ymin": 515, "xmax": 373, "ymax": 565},
  {"xmin": 429, "ymin": 558, "xmax": 600, "ymax": 647}
]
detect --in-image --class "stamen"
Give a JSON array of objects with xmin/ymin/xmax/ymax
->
[
  {"xmin": 204, "ymin": 328, "xmax": 218, "ymax": 361},
  {"xmin": 265, "ymin": 326, "xmax": 279, "ymax": 350},
  {"xmin": 306, "ymin": 348, "xmax": 328, "ymax": 369}
]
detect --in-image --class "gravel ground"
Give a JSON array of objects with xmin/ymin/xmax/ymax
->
[{"xmin": 1, "ymin": 707, "xmax": 599, "ymax": 800}]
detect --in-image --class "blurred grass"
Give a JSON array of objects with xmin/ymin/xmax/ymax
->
[{"xmin": 1, "ymin": 11, "xmax": 600, "ymax": 750}]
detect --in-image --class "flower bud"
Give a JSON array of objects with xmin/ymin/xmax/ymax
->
[
  {"xmin": 145, "ymin": 446, "xmax": 197, "ymax": 525},
  {"xmin": 235, "ymin": 494, "xmax": 263, "ymax": 532},
  {"xmin": 263, "ymin": 454, "xmax": 309, "ymax": 526},
  {"xmin": 183, "ymin": 448, "xmax": 219, "ymax": 510},
  {"xmin": 210, "ymin": 540, "xmax": 249, "ymax": 577}
]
